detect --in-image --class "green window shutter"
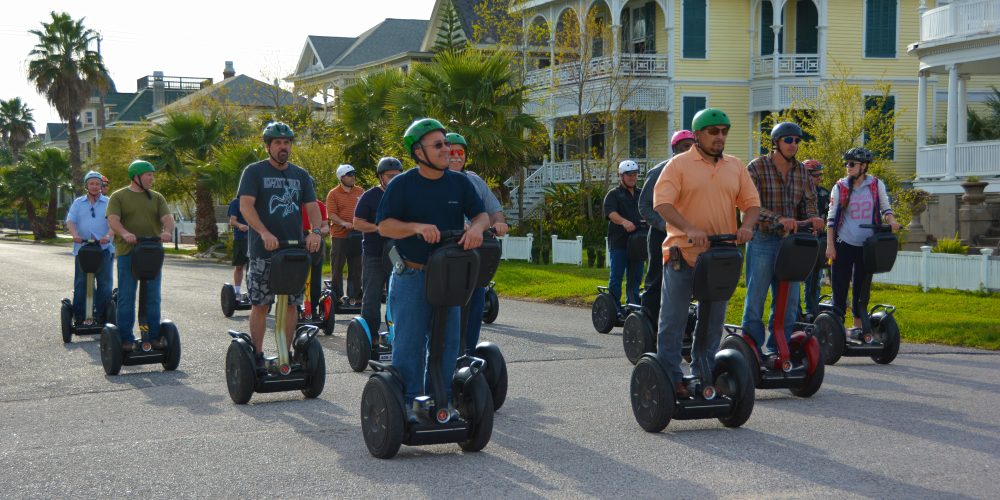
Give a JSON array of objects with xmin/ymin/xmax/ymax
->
[
  {"xmin": 645, "ymin": 2, "xmax": 657, "ymax": 54},
  {"xmin": 682, "ymin": 96, "xmax": 707, "ymax": 131},
  {"xmin": 864, "ymin": 95, "xmax": 895, "ymax": 159},
  {"xmin": 683, "ymin": 0, "xmax": 706, "ymax": 59},
  {"xmin": 795, "ymin": 0, "xmax": 819, "ymax": 53},
  {"xmin": 865, "ymin": 0, "xmax": 897, "ymax": 58}
]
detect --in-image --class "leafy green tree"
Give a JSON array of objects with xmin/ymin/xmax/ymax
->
[
  {"xmin": 0, "ymin": 98, "xmax": 36, "ymax": 164},
  {"xmin": 89, "ymin": 126, "xmax": 147, "ymax": 191},
  {"xmin": 433, "ymin": 1, "xmax": 467, "ymax": 53},
  {"xmin": 967, "ymin": 86, "xmax": 1000, "ymax": 141},
  {"xmin": 334, "ymin": 70, "xmax": 405, "ymax": 174},
  {"xmin": 1, "ymin": 147, "xmax": 71, "ymax": 239},
  {"xmin": 211, "ymin": 138, "xmax": 264, "ymax": 203},
  {"xmin": 26, "ymin": 11, "xmax": 108, "ymax": 191}
]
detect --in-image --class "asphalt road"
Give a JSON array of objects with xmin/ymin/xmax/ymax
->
[{"xmin": 1, "ymin": 240, "xmax": 998, "ymax": 499}]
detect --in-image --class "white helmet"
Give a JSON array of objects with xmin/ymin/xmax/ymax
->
[
  {"xmin": 336, "ymin": 164, "xmax": 356, "ymax": 178},
  {"xmin": 618, "ymin": 160, "xmax": 639, "ymax": 175}
]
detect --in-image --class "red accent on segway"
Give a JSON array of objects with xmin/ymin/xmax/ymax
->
[
  {"xmin": 772, "ymin": 281, "xmax": 794, "ymax": 368},
  {"xmin": 436, "ymin": 408, "xmax": 450, "ymax": 423},
  {"xmin": 279, "ymin": 364, "xmax": 291, "ymax": 376}
]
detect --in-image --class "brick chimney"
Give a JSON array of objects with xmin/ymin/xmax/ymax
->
[
  {"xmin": 152, "ymin": 71, "xmax": 165, "ymax": 110},
  {"xmin": 223, "ymin": 61, "xmax": 235, "ymax": 79}
]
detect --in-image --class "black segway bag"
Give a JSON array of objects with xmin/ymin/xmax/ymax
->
[
  {"xmin": 692, "ymin": 245, "xmax": 743, "ymax": 302},
  {"xmin": 774, "ymin": 233, "xmax": 819, "ymax": 282},
  {"xmin": 425, "ymin": 242, "xmax": 479, "ymax": 308},
  {"xmin": 346, "ymin": 231, "xmax": 363, "ymax": 259},
  {"xmin": 863, "ymin": 232, "xmax": 898, "ymax": 274},
  {"xmin": 474, "ymin": 236, "xmax": 502, "ymax": 288},
  {"xmin": 627, "ymin": 226, "xmax": 648, "ymax": 263},
  {"xmin": 131, "ymin": 239, "xmax": 164, "ymax": 281},
  {"xmin": 269, "ymin": 248, "xmax": 311, "ymax": 295},
  {"xmin": 78, "ymin": 242, "xmax": 105, "ymax": 274}
]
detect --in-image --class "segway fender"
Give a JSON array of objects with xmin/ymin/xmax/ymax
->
[
  {"xmin": 791, "ymin": 331, "xmax": 821, "ymax": 376},
  {"xmin": 227, "ymin": 330, "xmax": 253, "ymax": 345},
  {"xmin": 293, "ymin": 324, "xmax": 319, "ymax": 350},
  {"xmin": 354, "ymin": 316, "xmax": 374, "ymax": 343}
]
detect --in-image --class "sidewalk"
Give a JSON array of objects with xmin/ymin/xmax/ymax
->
[{"xmin": 0, "ymin": 228, "xmax": 200, "ymax": 252}]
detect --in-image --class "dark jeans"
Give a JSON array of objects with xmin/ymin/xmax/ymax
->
[
  {"xmin": 608, "ymin": 247, "xmax": 644, "ymax": 311},
  {"xmin": 640, "ymin": 228, "xmax": 667, "ymax": 322},
  {"xmin": 464, "ymin": 286, "xmax": 487, "ymax": 355},
  {"xmin": 115, "ymin": 252, "xmax": 162, "ymax": 343},
  {"xmin": 361, "ymin": 253, "xmax": 388, "ymax": 332},
  {"xmin": 329, "ymin": 237, "xmax": 362, "ymax": 300},
  {"xmin": 308, "ymin": 238, "xmax": 325, "ymax": 314},
  {"xmin": 802, "ymin": 267, "xmax": 824, "ymax": 318},
  {"xmin": 831, "ymin": 240, "xmax": 874, "ymax": 331}
]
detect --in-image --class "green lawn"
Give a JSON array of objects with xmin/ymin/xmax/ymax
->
[{"xmin": 493, "ymin": 261, "xmax": 1000, "ymax": 350}]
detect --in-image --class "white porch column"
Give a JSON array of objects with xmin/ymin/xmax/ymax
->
[
  {"xmin": 945, "ymin": 64, "xmax": 959, "ymax": 180},
  {"xmin": 917, "ymin": 71, "xmax": 927, "ymax": 148},
  {"xmin": 548, "ymin": 118, "xmax": 557, "ymax": 162},
  {"xmin": 957, "ymin": 75, "xmax": 968, "ymax": 143}
]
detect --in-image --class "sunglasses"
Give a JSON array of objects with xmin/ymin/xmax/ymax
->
[
  {"xmin": 342, "ymin": 172, "xmax": 356, "ymax": 177},
  {"xmin": 421, "ymin": 140, "xmax": 451, "ymax": 150},
  {"xmin": 90, "ymin": 206, "xmax": 96, "ymax": 218},
  {"xmin": 622, "ymin": 171, "xmax": 639, "ymax": 176},
  {"xmin": 704, "ymin": 126, "xmax": 729, "ymax": 136},
  {"xmin": 810, "ymin": 173, "xmax": 823, "ymax": 178},
  {"xmin": 845, "ymin": 161, "xmax": 863, "ymax": 168},
  {"xmin": 781, "ymin": 137, "xmax": 802, "ymax": 144},
  {"xmin": 449, "ymin": 149, "xmax": 465, "ymax": 157}
]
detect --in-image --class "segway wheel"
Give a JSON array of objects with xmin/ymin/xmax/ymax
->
[
  {"xmin": 629, "ymin": 356, "xmax": 675, "ymax": 433},
  {"xmin": 346, "ymin": 319, "xmax": 372, "ymax": 372},
  {"xmin": 720, "ymin": 335, "xmax": 761, "ymax": 388},
  {"xmin": 871, "ymin": 312, "xmax": 900, "ymax": 365},
  {"xmin": 814, "ymin": 312, "xmax": 844, "ymax": 365},
  {"xmin": 221, "ymin": 284, "xmax": 236, "ymax": 318},
  {"xmin": 474, "ymin": 342, "xmax": 508, "ymax": 411},
  {"xmin": 713, "ymin": 349, "xmax": 755, "ymax": 428},
  {"xmin": 61, "ymin": 300, "xmax": 73, "ymax": 343},
  {"xmin": 320, "ymin": 296, "xmax": 334, "ymax": 336},
  {"xmin": 360, "ymin": 375, "xmax": 404, "ymax": 459},
  {"xmin": 622, "ymin": 312, "xmax": 655, "ymax": 365},
  {"xmin": 458, "ymin": 373, "xmax": 495, "ymax": 452},
  {"xmin": 300, "ymin": 337, "xmax": 326, "ymax": 398},
  {"xmin": 160, "ymin": 320, "xmax": 181, "ymax": 371},
  {"xmin": 99, "ymin": 325, "xmax": 123, "ymax": 376},
  {"xmin": 225, "ymin": 341, "xmax": 256, "ymax": 404},
  {"xmin": 790, "ymin": 336, "xmax": 825, "ymax": 398},
  {"xmin": 483, "ymin": 287, "xmax": 499, "ymax": 324},
  {"xmin": 591, "ymin": 294, "xmax": 617, "ymax": 334},
  {"xmin": 103, "ymin": 298, "xmax": 116, "ymax": 327}
]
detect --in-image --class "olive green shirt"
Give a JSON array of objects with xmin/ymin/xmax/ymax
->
[{"xmin": 106, "ymin": 187, "xmax": 170, "ymax": 256}]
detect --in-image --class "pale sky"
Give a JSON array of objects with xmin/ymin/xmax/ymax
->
[{"xmin": 1, "ymin": 0, "xmax": 438, "ymax": 130}]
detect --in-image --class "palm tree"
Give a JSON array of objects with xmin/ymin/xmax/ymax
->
[
  {"xmin": 144, "ymin": 112, "xmax": 226, "ymax": 249},
  {"xmin": 334, "ymin": 70, "xmax": 405, "ymax": 173},
  {"xmin": 26, "ymin": 11, "xmax": 108, "ymax": 191},
  {"xmin": 2, "ymin": 147, "xmax": 72, "ymax": 239},
  {"xmin": 0, "ymin": 98, "xmax": 35, "ymax": 164},
  {"xmin": 208, "ymin": 138, "xmax": 264, "ymax": 203}
]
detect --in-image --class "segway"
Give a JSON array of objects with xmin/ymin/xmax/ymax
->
[
  {"xmin": 630, "ymin": 234, "xmax": 755, "ymax": 432},
  {"xmin": 345, "ymin": 306, "xmax": 394, "ymax": 373},
  {"xmin": 593, "ymin": 226, "xmax": 648, "ymax": 333},
  {"xmin": 815, "ymin": 223, "xmax": 900, "ymax": 365},
  {"xmin": 100, "ymin": 237, "xmax": 181, "ymax": 375},
  {"xmin": 360, "ymin": 230, "xmax": 500, "ymax": 459},
  {"xmin": 61, "ymin": 240, "xmax": 115, "ymax": 343},
  {"xmin": 482, "ymin": 281, "xmax": 500, "ymax": 324},
  {"xmin": 622, "ymin": 300, "xmax": 696, "ymax": 365},
  {"xmin": 297, "ymin": 249, "xmax": 336, "ymax": 336},
  {"xmin": 220, "ymin": 282, "xmax": 252, "ymax": 318},
  {"xmin": 224, "ymin": 242, "xmax": 325, "ymax": 404},
  {"xmin": 720, "ymin": 224, "xmax": 825, "ymax": 398}
]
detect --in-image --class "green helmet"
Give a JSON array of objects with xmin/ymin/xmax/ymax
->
[
  {"xmin": 691, "ymin": 108, "xmax": 731, "ymax": 131},
  {"xmin": 127, "ymin": 160, "xmax": 155, "ymax": 178},
  {"xmin": 403, "ymin": 118, "xmax": 446, "ymax": 153},
  {"xmin": 445, "ymin": 132, "xmax": 467, "ymax": 147},
  {"xmin": 262, "ymin": 121, "xmax": 295, "ymax": 143}
]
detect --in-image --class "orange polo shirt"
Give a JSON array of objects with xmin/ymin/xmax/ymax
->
[
  {"xmin": 325, "ymin": 185, "xmax": 364, "ymax": 239},
  {"xmin": 653, "ymin": 147, "xmax": 760, "ymax": 266}
]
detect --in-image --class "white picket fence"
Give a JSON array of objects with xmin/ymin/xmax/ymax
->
[
  {"xmin": 552, "ymin": 235, "xmax": 584, "ymax": 266},
  {"xmin": 873, "ymin": 247, "xmax": 998, "ymax": 292},
  {"xmin": 500, "ymin": 233, "xmax": 534, "ymax": 262}
]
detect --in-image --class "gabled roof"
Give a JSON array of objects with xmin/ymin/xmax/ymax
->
[
  {"xmin": 157, "ymin": 74, "xmax": 320, "ymax": 114},
  {"xmin": 308, "ymin": 36, "xmax": 355, "ymax": 67},
  {"xmin": 45, "ymin": 123, "xmax": 68, "ymax": 141},
  {"xmin": 291, "ymin": 18, "xmax": 430, "ymax": 80},
  {"xmin": 422, "ymin": 0, "xmax": 500, "ymax": 51}
]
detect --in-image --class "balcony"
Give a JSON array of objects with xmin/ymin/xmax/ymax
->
[
  {"xmin": 751, "ymin": 53, "xmax": 820, "ymax": 79},
  {"xmin": 916, "ymin": 140, "xmax": 1000, "ymax": 179},
  {"xmin": 525, "ymin": 53, "xmax": 669, "ymax": 89},
  {"xmin": 920, "ymin": 0, "xmax": 1000, "ymax": 43}
]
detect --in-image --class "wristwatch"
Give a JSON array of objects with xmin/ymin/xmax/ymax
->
[{"xmin": 311, "ymin": 228, "xmax": 322, "ymax": 235}]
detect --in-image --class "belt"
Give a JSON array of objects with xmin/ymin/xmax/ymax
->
[{"xmin": 403, "ymin": 260, "xmax": 425, "ymax": 271}]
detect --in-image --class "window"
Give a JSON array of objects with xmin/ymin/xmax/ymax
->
[
  {"xmin": 589, "ymin": 117, "xmax": 606, "ymax": 159},
  {"xmin": 621, "ymin": 3, "xmax": 657, "ymax": 54},
  {"xmin": 682, "ymin": 96, "xmax": 707, "ymax": 131},
  {"xmin": 760, "ymin": 1, "xmax": 784, "ymax": 56},
  {"xmin": 84, "ymin": 111, "xmax": 94, "ymax": 125},
  {"xmin": 795, "ymin": 0, "xmax": 819, "ymax": 53},
  {"xmin": 682, "ymin": 0, "xmax": 706, "ymax": 59},
  {"xmin": 593, "ymin": 15, "xmax": 605, "ymax": 57},
  {"xmin": 865, "ymin": 0, "xmax": 897, "ymax": 58},
  {"xmin": 864, "ymin": 95, "xmax": 895, "ymax": 159},
  {"xmin": 629, "ymin": 115, "xmax": 647, "ymax": 158}
]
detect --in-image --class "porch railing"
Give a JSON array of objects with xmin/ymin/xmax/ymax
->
[
  {"xmin": 751, "ymin": 53, "xmax": 820, "ymax": 78},
  {"xmin": 921, "ymin": 0, "xmax": 1000, "ymax": 42}
]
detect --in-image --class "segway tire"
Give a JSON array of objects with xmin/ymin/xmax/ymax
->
[
  {"xmin": 99, "ymin": 325, "xmax": 123, "ymax": 375},
  {"xmin": 474, "ymin": 342, "xmax": 508, "ymax": 411},
  {"xmin": 814, "ymin": 312, "xmax": 844, "ymax": 365},
  {"xmin": 720, "ymin": 335, "xmax": 762, "ymax": 388},
  {"xmin": 61, "ymin": 300, "xmax": 73, "ymax": 343},
  {"xmin": 221, "ymin": 284, "xmax": 236, "ymax": 317},
  {"xmin": 103, "ymin": 298, "xmax": 116, "ymax": 327},
  {"xmin": 713, "ymin": 349, "xmax": 755, "ymax": 428},
  {"xmin": 458, "ymin": 374, "xmax": 495, "ymax": 452},
  {"xmin": 300, "ymin": 337, "xmax": 326, "ymax": 398},
  {"xmin": 360, "ymin": 374, "xmax": 404, "ymax": 459},
  {"xmin": 346, "ymin": 319, "xmax": 372, "ymax": 372},
  {"xmin": 160, "ymin": 320, "xmax": 181, "ymax": 371},
  {"xmin": 871, "ymin": 312, "xmax": 900, "ymax": 365},
  {"xmin": 591, "ymin": 294, "xmax": 617, "ymax": 334},
  {"xmin": 790, "ymin": 336, "xmax": 824, "ymax": 398},
  {"xmin": 483, "ymin": 287, "xmax": 499, "ymax": 324},
  {"xmin": 630, "ymin": 356, "xmax": 675, "ymax": 433},
  {"xmin": 225, "ymin": 341, "xmax": 256, "ymax": 404},
  {"xmin": 622, "ymin": 312, "xmax": 655, "ymax": 365}
]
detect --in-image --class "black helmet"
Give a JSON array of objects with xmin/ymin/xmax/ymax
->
[
  {"xmin": 843, "ymin": 147, "xmax": 874, "ymax": 164},
  {"xmin": 770, "ymin": 122, "xmax": 803, "ymax": 143},
  {"xmin": 376, "ymin": 157, "xmax": 403, "ymax": 174}
]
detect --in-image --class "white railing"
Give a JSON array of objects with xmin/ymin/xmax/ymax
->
[
  {"xmin": 916, "ymin": 140, "xmax": 1000, "ymax": 178},
  {"xmin": 500, "ymin": 233, "xmax": 534, "ymax": 262},
  {"xmin": 873, "ymin": 247, "xmax": 998, "ymax": 292},
  {"xmin": 179, "ymin": 222, "xmax": 228, "ymax": 236},
  {"xmin": 551, "ymin": 235, "xmax": 584, "ymax": 266},
  {"xmin": 525, "ymin": 53, "xmax": 669, "ymax": 88},
  {"xmin": 921, "ymin": 0, "xmax": 1000, "ymax": 42},
  {"xmin": 751, "ymin": 53, "xmax": 820, "ymax": 78}
]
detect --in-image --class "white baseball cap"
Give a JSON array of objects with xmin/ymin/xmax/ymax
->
[
  {"xmin": 336, "ymin": 164, "xmax": 356, "ymax": 178},
  {"xmin": 618, "ymin": 160, "xmax": 639, "ymax": 175}
]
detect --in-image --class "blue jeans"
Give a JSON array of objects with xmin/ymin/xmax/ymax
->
[
  {"xmin": 655, "ymin": 261, "xmax": 728, "ymax": 383},
  {"xmin": 464, "ymin": 286, "xmax": 487, "ymax": 354},
  {"xmin": 802, "ymin": 267, "xmax": 823, "ymax": 318},
  {"xmin": 388, "ymin": 268, "xmax": 461, "ymax": 404},
  {"xmin": 72, "ymin": 250, "xmax": 114, "ymax": 322},
  {"xmin": 115, "ymin": 253, "xmax": 162, "ymax": 343},
  {"xmin": 741, "ymin": 231, "xmax": 800, "ymax": 354},
  {"xmin": 608, "ymin": 247, "xmax": 644, "ymax": 311}
]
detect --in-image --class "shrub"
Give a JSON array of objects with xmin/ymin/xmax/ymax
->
[{"xmin": 932, "ymin": 233, "xmax": 969, "ymax": 254}]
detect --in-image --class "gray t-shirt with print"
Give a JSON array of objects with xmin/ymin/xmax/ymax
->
[{"xmin": 236, "ymin": 160, "xmax": 316, "ymax": 258}]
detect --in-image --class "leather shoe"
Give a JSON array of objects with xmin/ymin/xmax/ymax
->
[{"xmin": 674, "ymin": 382, "xmax": 691, "ymax": 399}]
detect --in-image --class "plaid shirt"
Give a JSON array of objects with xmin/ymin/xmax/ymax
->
[{"xmin": 746, "ymin": 154, "xmax": 818, "ymax": 233}]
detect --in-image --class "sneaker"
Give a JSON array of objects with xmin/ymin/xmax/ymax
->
[
  {"xmin": 149, "ymin": 337, "xmax": 167, "ymax": 350},
  {"xmin": 255, "ymin": 352, "xmax": 266, "ymax": 370},
  {"xmin": 674, "ymin": 382, "xmax": 691, "ymax": 399},
  {"xmin": 847, "ymin": 328, "xmax": 864, "ymax": 342}
]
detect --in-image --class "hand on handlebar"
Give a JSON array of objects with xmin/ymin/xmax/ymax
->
[
  {"xmin": 123, "ymin": 232, "xmax": 137, "ymax": 244},
  {"xmin": 686, "ymin": 227, "xmax": 708, "ymax": 248},
  {"xmin": 736, "ymin": 227, "xmax": 753, "ymax": 245},
  {"xmin": 623, "ymin": 220, "xmax": 636, "ymax": 233},
  {"xmin": 262, "ymin": 231, "xmax": 279, "ymax": 251},
  {"xmin": 777, "ymin": 217, "xmax": 798, "ymax": 233},
  {"xmin": 807, "ymin": 217, "xmax": 825, "ymax": 232},
  {"xmin": 305, "ymin": 232, "xmax": 320, "ymax": 252},
  {"xmin": 414, "ymin": 224, "xmax": 440, "ymax": 244},
  {"xmin": 160, "ymin": 231, "xmax": 172, "ymax": 243},
  {"xmin": 492, "ymin": 222, "xmax": 509, "ymax": 237},
  {"xmin": 458, "ymin": 228, "xmax": 484, "ymax": 250}
]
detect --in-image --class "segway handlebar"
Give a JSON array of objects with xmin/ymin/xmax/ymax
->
[{"xmin": 860, "ymin": 223, "xmax": 894, "ymax": 233}]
